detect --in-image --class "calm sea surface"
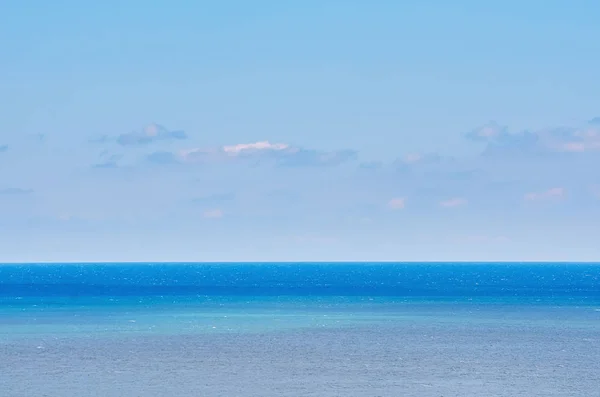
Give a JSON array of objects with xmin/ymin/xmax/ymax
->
[{"xmin": 1, "ymin": 262, "xmax": 599, "ymax": 396}]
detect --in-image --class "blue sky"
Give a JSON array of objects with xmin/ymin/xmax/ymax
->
[{"xmin": 1, "ymin": 1, "xmax": 599, "ymax": 262}]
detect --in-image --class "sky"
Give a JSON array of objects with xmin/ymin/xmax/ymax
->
[{"xmin": 1, "ymin": 0, "xmax": 600, "ymax": 262}]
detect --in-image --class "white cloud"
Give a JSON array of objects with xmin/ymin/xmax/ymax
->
[
  {"xmin": 388, "ymin": 197, "xmax": 405, "ymax": 209},
  {"xmin": 179, "ymin": 141, "xmax": 294, "ymax": 163},
  {"xmin": 172, "ymin": 141, "xmax": 356, "ymax": 167},
  {"xmin": 440, "ymin": 198, "xmax": 467, "ymax": 208},
  {"xmin": 524, "ymin": 187, "xmax": 565, "ymax": 201},
  {"xmin": 222, "ymin": 141, "xmax": 291, "ymax": 155}
]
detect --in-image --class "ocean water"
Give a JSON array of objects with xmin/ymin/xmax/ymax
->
[{"xmin": 1, "ymin": 262, "xmax": 599, "ymax": 396}]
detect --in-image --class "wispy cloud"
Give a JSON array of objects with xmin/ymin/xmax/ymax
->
[
  {"xmin": 275, "ymin": 148, "xmax": 357, "ymax": 167},
  {"xmin": 548, "ymin": 127, "xmax": 600, "ymax": 152},
  {"xmin": 358, "ymin": 161, "xmax": 383, "ymax": 170},
  {"xmin": 440, "ymin": 197, "xmax": 467, "ymax": 208},
  {"xmin": 118, "ymin": 123, "xmax": 187, "ymax": 146},
  {"xmin": 93, "ymin": 123, "xmax": 187, "ymax": 147},
  {"xmin": 524, "ymin": 187, "xmax": 565, "ymax": 201},
  {"xmin": 467, "ymin": 118, "xmax": 600, "ymax": 156},
  {"xmin": 399, "ymin": 152, "xmax": 443, "ymax": 165},
  {"xmin": 202, "ymin": 209, "xmax": 224, "ymax": 218},
  {"xmin": 146, "ymin": 151, "xmax": 181, "ymax": 165},
  {"xmin": 156, "ymin": 141, "xmax": 357, "ymax": 168},
  {"xmin": 89, "ymin": 136, "xmax": 111, "ymax": 144},
  {"xmin": 392, "ymin": 152, "xmax": 451, "ymax": 174},
  {"xmin": 29, "ymin": 133, "xmax": 45, "ymax": 142},
  {"xmin": 481, "ymin": 130, "xmax": 539, "ymax": 156},
  {"xmin": 92, "ymin": 154, "xmax": 122, "ymax": 169},
  {"xmin": 388, "ymin": 197, "xmax": 405, "ymax": 210},
  {"xmin": 465, "ymin": 121, "xmax": 507, "ymax": 142},
  {"xmin": 0, "ymin": 188, "xmax": 34, "ymax": 195}
]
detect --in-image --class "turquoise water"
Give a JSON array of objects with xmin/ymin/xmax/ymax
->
[
  {"xmin": 1, "ymin": 262, "xmax": 599, "ymax": 338},
  {"xmin": 2, "ymin": 294, "xmax": 600, "ymax": 339},
  {"xmin": 1, "ymin": 263, "xmax": 599, "ymax": 396}
]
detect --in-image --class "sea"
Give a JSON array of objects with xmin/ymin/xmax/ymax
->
[{"xmin": 1, "ymin": 262, "xmax": 599, "ymax": 397}]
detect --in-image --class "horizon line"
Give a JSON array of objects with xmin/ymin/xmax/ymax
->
[{"xmin": 1, "ymin": 261, "xmax": 599, "ymax": 265}]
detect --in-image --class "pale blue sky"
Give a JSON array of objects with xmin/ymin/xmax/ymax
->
[{"xmin": 1, "ymin": 1, "xmax": 599, "ymax": 261}]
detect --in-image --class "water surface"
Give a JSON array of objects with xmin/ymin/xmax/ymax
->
[{"xmin": 1, "ymin": 262, "xmax": 599, "ymax": 396}]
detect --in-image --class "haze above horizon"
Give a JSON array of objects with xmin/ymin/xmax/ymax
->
[{"xmin": 1, "ymin": 1, "xmax": 599, "ymax": 262}]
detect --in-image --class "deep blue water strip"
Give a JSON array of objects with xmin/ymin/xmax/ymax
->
[{"xmin": 0, "ymin": 262, "xmax": 599, "ymax": 298}]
